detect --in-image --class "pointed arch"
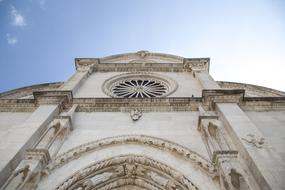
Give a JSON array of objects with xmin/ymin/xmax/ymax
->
[
  {"xmin": 55, "ymin": 154, "xmax": 199, "ymax": 190},
  {"xmin": 47, "ymin": 135, "xmax": 215, "ymax": 176}
]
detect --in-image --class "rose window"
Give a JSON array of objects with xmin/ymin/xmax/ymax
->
[{"xmin": 102, "ymin": 73, "xmax": 177, "ymax": 98}]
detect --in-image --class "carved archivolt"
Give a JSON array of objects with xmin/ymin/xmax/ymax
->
[
  {"xmin": 55, "ymin": 154, "xmax": 199, "ymax": 190},
  {"xmin": 47, "ymin": 135, "xmax": 216, "ymax": 176}
]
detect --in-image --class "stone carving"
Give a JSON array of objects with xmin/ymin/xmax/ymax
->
[
  {"xmin": 148, "ymin": 171, "xmax": 169, "ymax": 186},
  {"xmin": 47, "ymin": 135, "xmax": 215, "ymax": 176},
  {"xmin": 96, "ymin": 178, "xmax": 160, "ymax": 190},
  {"xmin": 55, "ymin": 154, "xmax": 198, "ymax": 190},
  {"xmin": 36, "ymin": 122, "xmax": 61, "ymax": 149},
  {"xmin": 219, "ymin": 165, "xmax": 251, "ymax": 190},
  {"xmin": 198, "ymin": 117, "xmax": 252, "ymax": 189},
  {"xmin": 136, "ymin": 50, "xmax": 149, "ymax": 58},
  {"xmin": 113, "ymin": 165, "xmax": 125, "ymax": 177},
  {"xmin": 82, "ymin": 172, "xmax": 113, "ymax": 189},
  {"xmin": 2, "ymin": 159, "xmax": 44, "ymax": 190},
  {"xmin": 102, "ymin": 72, "xmax": 178, "ymax": 98},
  {"xmin": 183, "ymin": 59, "xmax": 209, "ymax": 71},
  {"xmin": 199, "ymin": 120, "xmax": 236, "ymax": 163},
  {"xmin": 125, "ymin": 164, "xmax": 146, "ymax": 177},
  {"xmin": 2, "ymin": 165, "xmax": 30, "ymax": 190},
  {"xmin": 241, "ymin": 134, "xmax": 265, "ymax": 148},
  {"xmin": 130, "ymin": 109, "xmax": 142, "ymax": 121}
]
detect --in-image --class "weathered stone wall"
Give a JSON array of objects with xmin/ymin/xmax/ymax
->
[
  {"xmin": 74, "ymin": 72, "xmax": 203, "ymax": 98},
  {"xmin": 58, "ymin": 111, "xmax": 208, "ymax": 158}
]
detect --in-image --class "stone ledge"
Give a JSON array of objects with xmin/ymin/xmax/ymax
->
[
  {"xmin": 202, "ymin": 89, "xmax": 245, "ymax": 110},
  {"xmin": 1, "ymin": 96, "xmax": 285, "ymax": 112},
  {"xmin": 33, "ymin": 90, "xmax": 73, "ymax": 110}
]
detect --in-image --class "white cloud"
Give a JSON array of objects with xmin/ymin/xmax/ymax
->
[
  {"xmin": 6, "ymin": 34, "xmax": 18, "ymax": 45},
  {"xmin": 10, "ymin": 6, "xmax": 26, "ymax": 27}
]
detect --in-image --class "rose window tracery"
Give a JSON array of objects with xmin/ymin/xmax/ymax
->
[{"xmin": 102, "ymin": 73, "xmax": 177, "ymax": 98}]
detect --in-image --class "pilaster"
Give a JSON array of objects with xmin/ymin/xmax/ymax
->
[
  {"xmin": 0, "ymin": 105, "xmax": 59, "ymax": 188},
  {"xmin": 216, "ymin": 103, "xmax": 285, "ymax": 190}
]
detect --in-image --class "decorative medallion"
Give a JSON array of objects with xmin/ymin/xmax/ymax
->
[{"xmin": 102, "ymin": 73, "xmax": 178, "ymax": 98}]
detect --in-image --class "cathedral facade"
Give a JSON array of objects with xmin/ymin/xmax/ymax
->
[{"xmin": 0, "ymin": 51, "xmax": 284, "ymax": 190}]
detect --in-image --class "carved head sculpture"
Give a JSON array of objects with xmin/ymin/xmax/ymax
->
[{"xmin": 130, "ymin": 109, "xmax": 142, "ymax": 121}]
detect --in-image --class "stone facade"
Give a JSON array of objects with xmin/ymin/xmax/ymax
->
[{"xmin": 0, "ymin": 51, "xmax": 285, "ymax": 190}]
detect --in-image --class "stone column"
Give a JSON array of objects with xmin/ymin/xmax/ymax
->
[{"xmin": 217, "ymin": 103, "xmax": 285, "ymax": 190}]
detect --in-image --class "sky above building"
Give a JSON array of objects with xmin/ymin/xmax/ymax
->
[{"xmin": 0, "ymin": 0, "xmax": 285, "ymax": 92}]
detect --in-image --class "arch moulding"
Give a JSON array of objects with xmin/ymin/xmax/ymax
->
[{"xmin": 46, "ymin": 135, "xmax": 216, "ymax": 177}]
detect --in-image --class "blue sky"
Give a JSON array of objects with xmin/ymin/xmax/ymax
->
[{"xmin": 0, "ymin": 0, "xmax": 285, "ymax": 92}]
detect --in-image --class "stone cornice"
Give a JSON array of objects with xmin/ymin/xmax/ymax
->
[
  {"xmin": 183, "ymin": 58, "xmax": 210, "ymax": 72},
  {"xmin": 1, "ymin": 94, "xmax": 285, "ymax": 112},
  {"xmin": 240, "ymin": 97, "xmax": 285, "ymax": 111},
  {"xmin": 75, "ymin": 57, "xmax": 210, "ymax": 72},
  {"xmin": 95, "ymin": 63, "xmax": 184, "ymax": 72},
  {"xmin": 75, "ymin": 58, "xmax": 100, "ymax": 72},
  {"xmin": 73, "ymin": 97, "xmax": 201, "ymax": 112},
  {"xmin": 33, "ymin": 90, "xmax": 73, "ymax": 110},
  {"xmin": 202, "ymin": 89, "xmax": 245, "ymax": 110},
  {"xmin": 0, "ymin": 99, "xmax": 36, "ymax": 112}
]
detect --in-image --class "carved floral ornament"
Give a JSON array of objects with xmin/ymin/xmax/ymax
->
[
  {"xmin": 46, "ymin": 135, "xmax": 216, "ymax": 176},
  {"xmin": 55, "ymin": 154, "xmax": 199, "ymax": 190},
  {"xmin": 102, "ymin": 72, "xmax": 178, "ymax": 98}
]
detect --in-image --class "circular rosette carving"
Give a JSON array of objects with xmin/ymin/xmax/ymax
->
[{"xmin": 102, "ymin": 73, "xmax": 178, "ymax": 98}]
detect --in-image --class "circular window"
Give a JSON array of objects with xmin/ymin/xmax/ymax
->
[{"xmin": 102, "ymin": 73, "xmax": 177, "ymax": 98}]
